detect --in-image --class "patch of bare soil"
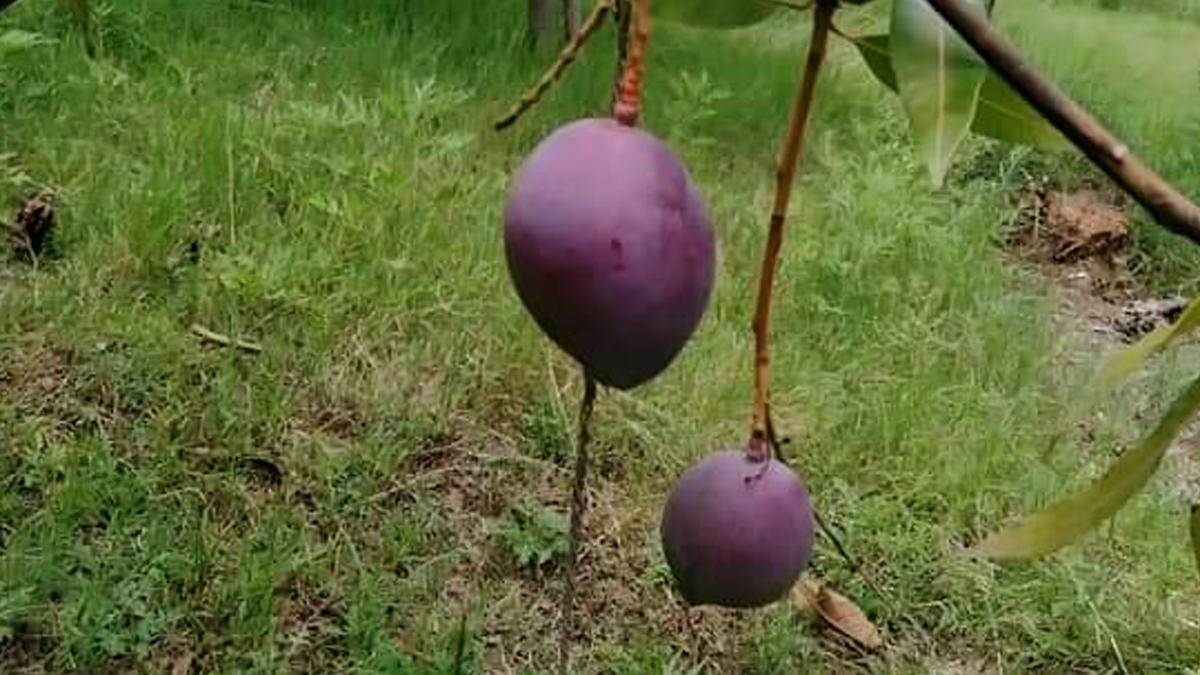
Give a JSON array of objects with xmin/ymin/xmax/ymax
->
[
  {"xmin": 139, "ymin": 633, "xmax": 197, "ymax": 675},
  {"xmin": 926, "ymin": 655, "xmax": 1000, "ymax": 675},
  {"xmin": 0, "ymin": 627, "xmax": 56, "ymax": 675},
  {"xmin": 0, "ymin": 335, "xmax": 133, "ymax": 438},
  {"xmin": 275, "ymin": 579, "xmax": 347, "ymax": 673},
  {"xmin": 1009, "ymin": 186, "xmax": 1135, "ymax": 325},
  {"xmin": 1006, "ymin": 184, "xmax": 1199, "ymax": 507},
  {"xmin": 1008, "ymin": 185, "xmax": 1190, "ymax": 343}
]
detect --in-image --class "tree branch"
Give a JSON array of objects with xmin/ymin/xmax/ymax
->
[
  {"xmin": 748, "ymin": 0, "xmax": 834, "ymax": 458},
  {"xmin": 557, "ymin": 371, "xmax": 598, "ymax": 675},
  {"xmin": 922, "ymin": 0, "xmax": 1200, "ymax": 247},
  {"xmin": 495, "ymin": 0, "xmax": 614, "ymax": 131}
]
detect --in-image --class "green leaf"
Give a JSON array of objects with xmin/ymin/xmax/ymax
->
[
  {"xmin": 1048, "ymin": 292, "xmax": 1200, "ymax": 453},
  {"xmin": 849, "ymin": 32, "xmax": 1065, "ymax": 151},
  {"xmin": 973, "ymin": 370, "xmax": 1200, "ymax": 559},
  {"xmin": 1191, "ymin": 505, "xmax": 1200, "ymax": 578},
  {"xmin": 851, "ymin": 34, "xmax": 898, "ymax": 92},
  {"xmin": 1092, "ymin": 293, "xmax": 1200, "ymax": 398},
  {"xmin": 0, "ymin": 29, "xmax": 53, "ymax": 57},
  {"xmin": 889, "ymin": 0, "xmax": 990, "ymax": 186},
  {"xmin": 972, "ymin": 75, "xmax": 1069, "ymax": 151}
]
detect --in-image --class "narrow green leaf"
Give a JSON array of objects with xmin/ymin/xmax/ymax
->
[
  {"xmin": 889, "ymin": 0, "xmax": 989, "ymax": 186},
  {"xmin": 974, "ymin": 370, "xmax": 1200, "ymax": 559},
  {"xmin": 1049, "ymin": 292, "xmax": 1200, "ymax": 452},
  {"xmin": 1191, "ymin": 505, "xmax": 1200, "ymax": 578},
  {"xmin": 1092, "ymin": 293, "xmax": 1200, "ymax": 397}
]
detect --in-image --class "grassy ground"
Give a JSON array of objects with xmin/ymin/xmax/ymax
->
[{"xmin": 2, "ymin": 0, "xmax": 1200, "ymax": 672}]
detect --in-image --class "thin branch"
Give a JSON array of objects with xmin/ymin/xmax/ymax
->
[
  {"xmin": 922, "ymin": 0, "xmax": 1200, "ymax": 246},
  {"xmin": 811, "ymin": 508, "xmax": 887, "ymax": 601},
  {"xmin": 826, "ymin": 18, "xmax": 859, "ymax": 44},
  {"xmin": 611, "ymin": 0, "xmax": 649, "ymax": 126},
  {"xmin": 495, "ymin": 0, "xmax": 614, "ymax": 132},
  {"xmin": 764, "ymin": 401, "xmax": 787, "ymax": 462},
  {"xmin": 557, "ymin": 371, "xmax": 597, "ymax": 675},
  {"xmin": 773, "ymin": 447, "xmax": 921, "ymax": 645},
  {"xmin": 748, "ymin": 0, "xmax": 834, "ymax": 458},
  {"xmin": 190, "ymin": 324, "xmax": 263, "ymax": 354}
]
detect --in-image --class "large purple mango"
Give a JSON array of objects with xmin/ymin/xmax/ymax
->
[
  {"xmin": 660, "ymin": 451, "xmax": 815, "ymax": 608},
  {"xmin": 503, "ymin": 117, "xmax": 716, "ymax": 390}
]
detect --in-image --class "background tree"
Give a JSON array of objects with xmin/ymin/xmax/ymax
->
[
  {"xmin": 528, "ymin": 0, "xmax": 582, "ymax": 50},
  {"xmin": 564, "ymin": 0, "xmax": 581, "ymax": 39},
  {"xmin": 527, "ymin": 0, "xmax": 553, "ymax": 49}
]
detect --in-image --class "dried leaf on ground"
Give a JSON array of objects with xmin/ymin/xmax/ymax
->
[{"xmin": 791, "ymin": 575, "xmax": 883, "ymax": 651}]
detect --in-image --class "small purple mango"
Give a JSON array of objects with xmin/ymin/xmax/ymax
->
[{"xmin": 660, "ymin": 450, "xmax": 815, "ymax": 608}]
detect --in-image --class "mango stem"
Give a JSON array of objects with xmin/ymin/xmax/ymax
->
[
  {"xmin": 612, "ymin": 0, "xmax": 649, "ymax": 126},
  {"xmin": 748, "ymin": 0, "xmax": 834, "ymax": 459}
]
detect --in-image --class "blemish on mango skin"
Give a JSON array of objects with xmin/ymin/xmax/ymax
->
[{"xmin": 610, "ymin": 238, "xmax": 626, "ymax": 271}]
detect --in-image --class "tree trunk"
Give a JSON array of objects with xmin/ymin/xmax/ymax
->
[
  {"xmin": 527, "ymin": 0, "xmax": 555, "ymax": 50},
  {"xmin": 562, "ymin": 0, "xmax": 581, "ymax": 41}
]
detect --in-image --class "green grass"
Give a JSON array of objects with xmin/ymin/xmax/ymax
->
[
  {"xmin": 992, "ymin": 0, "xmax": 1200, "ymax": 288},
  {"xmin": 2, "ymin": 0, "xmax": 1200, "ymax": 672},
  {"xmin": 1045, "ymin": 0, "xmax": 1200, "ymax": 23}
]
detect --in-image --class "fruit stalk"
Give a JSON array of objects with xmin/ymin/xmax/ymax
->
[
  {"xmin": 1190, "ymin": 504, "xmax": 1200, "ymax": 576},
  {"xmin": 921, "ymin": 0, "xmax": 1200, "ymax": 246},
  {"xmin": 557, "ymin": 370, "xmax": 598, "ymax": 675},
  {"xmin": 612, "ymin": 0, "xmax": 649, "ymax": 126},
  {"xmin": 748, "ymin": 0, "xmax": 833, "ymax": 459},
  {"xmin": 610, "ymin": 0, "xmax": 632, "ymax": 113},
  {"xmin": 495, "ymin": 0, "xmax": 615, "ymax": 131}
]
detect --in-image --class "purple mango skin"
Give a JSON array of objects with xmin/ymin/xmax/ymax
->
[
  {"xmin": 660, "ymin": 451, "xmax": 815, "ymax": 609},
  {"xmin": 503, "ymin": 118, "xmax": 716, "ymax": 390}
]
